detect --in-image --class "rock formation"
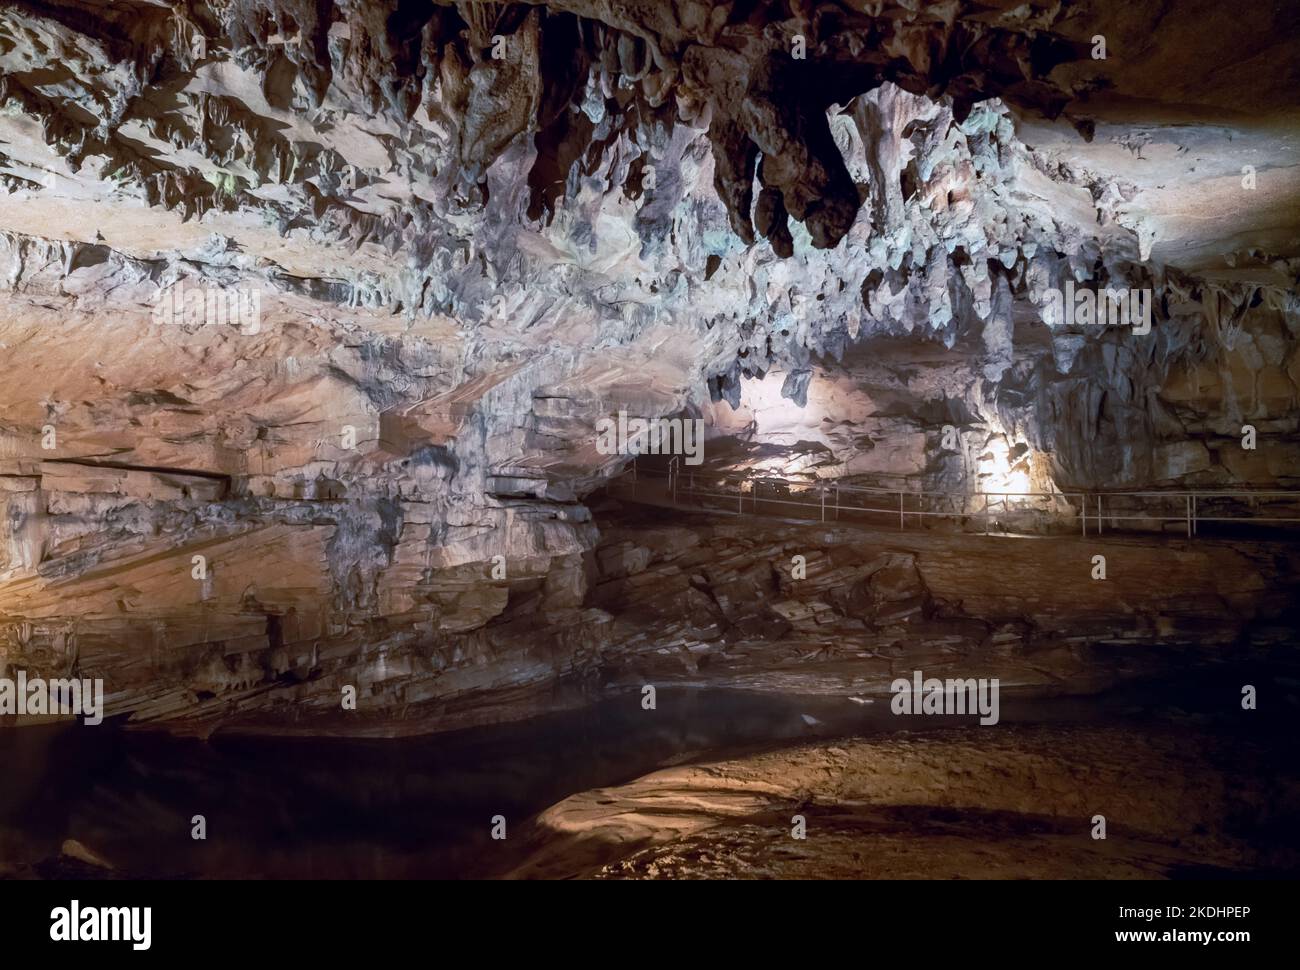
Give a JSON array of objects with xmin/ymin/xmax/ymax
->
[
  {"xmin": 508, "ymin": 724, "xmax": 1300, "ymax": 879},
  {"xmin": 0, "ymin": 0, "xmax": 1297, "ymax": 736}
]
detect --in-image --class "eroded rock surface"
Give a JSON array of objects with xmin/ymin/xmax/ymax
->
[
  {"xmin": 0, "ymin": 1, "xmax": 1297, "ymax": 731},
  {"xmin": 508, "ymin": 726, "xmax": 1300, "ymax": 879}
]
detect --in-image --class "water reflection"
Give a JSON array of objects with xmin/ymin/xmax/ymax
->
[{"xmin": 0, "ymin": 674, "xmax": 1287, "ymax": 879}]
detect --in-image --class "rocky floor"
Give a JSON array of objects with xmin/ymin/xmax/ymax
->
[
  {"xmin": 575, "ymin": 499, "xmax": 1300, "ymax": 769},
  {"xmin": 508, "ymin": 724, "xmax": 1300, "ymax": 879},
  {"xmin": 49, "ymin": 496, "xmax": 1287, "ymax": 738}
]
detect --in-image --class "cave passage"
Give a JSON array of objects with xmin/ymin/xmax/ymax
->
[{"xmin": 1, "ymin": 0, "xmax": 1298, "ymax": 902}]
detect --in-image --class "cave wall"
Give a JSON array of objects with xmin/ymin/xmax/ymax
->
[{"xmin": 0, "ymin": 0, "xmax": 1297, "ymax": 730}]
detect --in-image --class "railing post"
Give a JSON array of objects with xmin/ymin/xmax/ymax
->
[{"xmin": 610, "ymin": 475, "xmax": 1271, "ymax": 541}]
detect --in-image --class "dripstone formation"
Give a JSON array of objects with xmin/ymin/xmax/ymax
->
[{"xmin": 0, "ymin": 1, "xmax": 1297, "ymax": 733}]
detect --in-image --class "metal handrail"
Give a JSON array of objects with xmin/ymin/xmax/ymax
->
[{"xmin": 614, "ymin": 463, "xmax": 1300, "ymax": 538}]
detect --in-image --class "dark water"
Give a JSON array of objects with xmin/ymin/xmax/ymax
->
[{"xmin": 1, "ymin": 672, "xmax": 1293, "ymax": 879}]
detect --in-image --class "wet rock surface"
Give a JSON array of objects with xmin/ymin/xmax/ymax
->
[
  {"xmin": 509, "ymin": 724, "xmax": 1300, "ymax": 879},
  {"xmin": 4, "ymin": 680, "xmax": 1294, "ymax": 879},
  {"xmin": 3, "ymin": 494, "xmax": 1294, "ymax": 735}
]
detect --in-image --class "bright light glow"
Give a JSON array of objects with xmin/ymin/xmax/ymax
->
[
  {"xmin": 978, "ymin": 436, "xmax": 1032, "ymax": 496},
  {"xmin": 705, "ymin": 370, "xmax": 829, "ymax": 442},
  {"xmin": 736, "ymin": 372, "xmax": 818, "ymax": 437}
]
